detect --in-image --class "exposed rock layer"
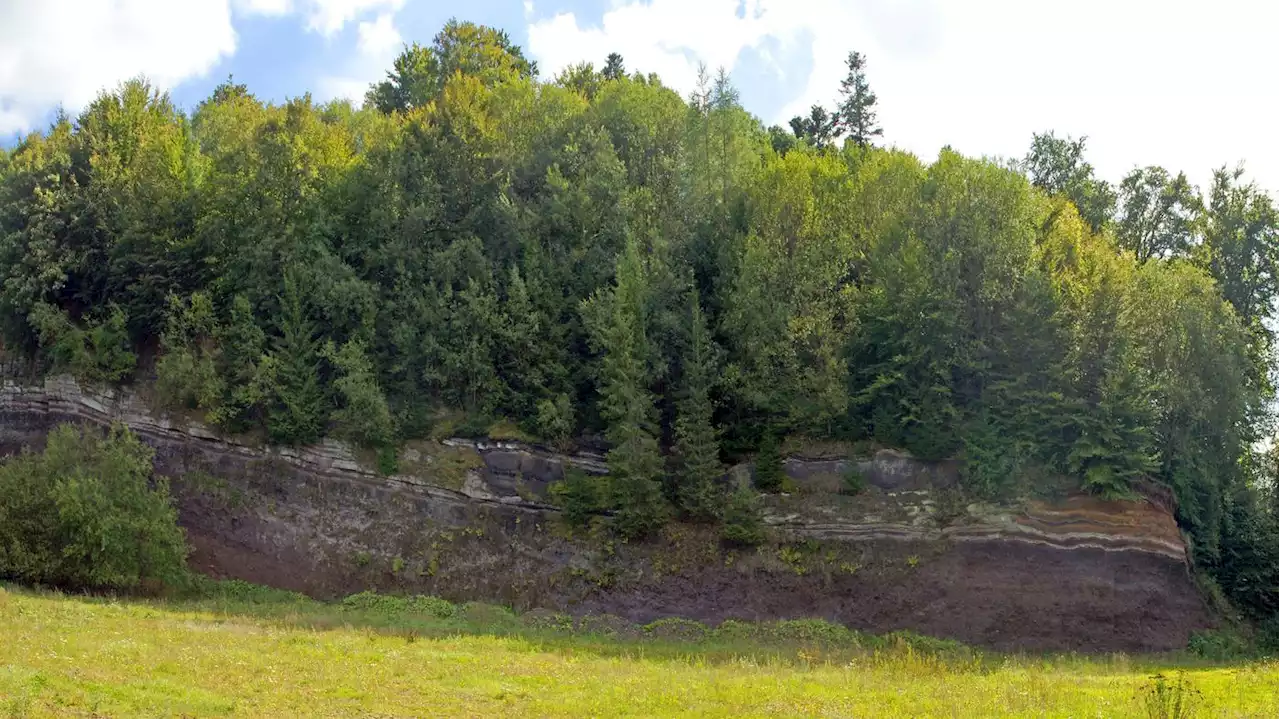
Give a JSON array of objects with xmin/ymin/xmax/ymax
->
[{"xmin": 0, "ymin": 375, "xmax": 1211, "ymax": 652}]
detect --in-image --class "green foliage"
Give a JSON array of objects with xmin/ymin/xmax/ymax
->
[
  {"xmin": 835, "ymin": 51, "xmax": 881, "ymax": 147},
  {"xmin": 720, "ymin": 486, "xmax": 766, "ymax": 546},
  {"xmin": 340, "ymin": 591, "xmax": 457, "ymax": 619},
  {"xmin": 366, "ymin": 19, "xmax": 536, "ymax": 114},
  {"xmin": 673, "ymin": 297, "xmax": 724, "ymax": 521},
  {"xmin": 155, "ymin": 293, "xmax": 224, "ymax": 415},
  {"xmin": 1137, "ymin": 673, "xmax": 1202, "ymax": 719},
  {"xmin": 29, "ymin": 303, "xmax": 136, "ymax": 384},
  {"xmin": 0, "ymin": 423, "xmax": 188, "ymax": 592},
  {"xmin": 534, "ymin": 393, "xmax": 575, "ymax": 448},
  {"xmin": 1186, "ymin": 628, "xmax": 1253, "ymax": 661},
  {"xmin": 840, "ymin": 464, "xmax": 866, "ymax": 496},
  {"xmin": 1022, "ymin": 131, "xmax": 1116, "ymax": 233},
  {"xmin": 752, "ymin": 434, "xmax": 784, "ymax": 492},
  {"xmin": 323, "ymin": 339, "xmax": 394, "ymax": 449},
  {"xmin": 550, "ymin": 469, "xmax": 603, "ymax": 530},
  {"xmin": 208, "ymin": 295, "xmax": 268, "ymax": 433},
  {"xmin": 590, "ymin": 236, "xmax": 670, "ymax": 540},
  {"xmin": 264, "ymin": 270, "xmax": 325, "ymax": 445}
]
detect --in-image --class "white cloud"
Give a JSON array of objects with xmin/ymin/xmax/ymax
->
[
  {"xmin": 357, "ymin": 11, "xmax": 402, "ymax": 56},
  {"xmin": 237, "ymin": 0, "xmax": 404, "ymax": 36},
  {"xmin": 526, "ymin": 0, "xmax": 1279, "ymax": 195},
  {"xmin": 528, "ymin": 1, "xmax": 802, "ymax": 97},
  {"xmin": 0, "ymin": 0, "xmax": 237, "ymax": 135},
  {"xmin": 317, "ymin": 11, "xmax": 403, "ymax": 104},
  {"xmin": 235, "ymin": 0, "xmax": 292, "ymax": 15}
]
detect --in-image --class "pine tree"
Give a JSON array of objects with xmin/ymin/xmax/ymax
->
[
  {"xmin": 602, "ymin": 53, "xmax": 626, "ymax": 82},
  {"xmin": 674, "ymin": 295, "xmax": 723, "ymax": 521},
  {"xmin": 836, "ymin": 51, "xmax": 881, "ymax": 147},
  {"xmin": 753, "ymin": 432, "xmax": 784, "ymax": 492},
  {"xmin": 210, "ymin": 294, "xmax": 267, "ymax": 432},
  {"xmin": 593, "ymin": 237, "xmax": 669, "ymax": 539},
  {"xmin": 266, "ymin": 269, "xmax": 325, "ymax": 445}
]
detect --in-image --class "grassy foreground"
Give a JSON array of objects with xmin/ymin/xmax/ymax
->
[{"xmin": 0, "ymin": 582, "xmax": 1274, "ymax": 718}]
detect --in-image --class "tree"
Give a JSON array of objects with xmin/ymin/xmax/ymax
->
[
  {"xmin": 835, "ymin": 51, "xmax": 881, "ymax": 147},
  {"xmin": 154, "ymin": 293, "xmax": 224, "ymax": 415},
  {"xmin": 555, "ymin": 61, "xmax": 600, "ymax": 100},
  {"xmin": 265, "ymin": 269, "xmax": 326, "ymax": 445},
  {"xmin": 1197, "ymin": 165, "xmax": 1278, "ymax": 338},
  {"xmin": 753, "ymin": 432, "xmax": 784, "ymax": 492},
  {"xmin": 1115, "ymin": 166, "xmax": 1201, "ymax": 262},
  {"xmin": 673, "ymin": 295, "xmax": 723, "ymax": 520},
  {"xmin": 790, "ymin": 105, "xmax": 840, "ymax": 146},
  {"xmin": 588, "ymin": 236, "xmax": 669, "ymax": 539},
  {"xmin": 602, "ymin": 53, "xmax": 626, "ymax": 82},
  {"xmin": 366, "ymin": 20, "xmax": 536, "ymax": 113},
  {"xmin": 1023, "ymin": 132, "xmax": 1116, "ymax": 233},
  {"xmin": 210, "ymin": 295, "xmax": 268, "ymax": 433},
  {"xmin": 0, "ymin": 423, "xmax": 188, "ymax": 592},
  {"xmin": 324, "ymin": 339, "xmax": 395, "ymax": 449}
]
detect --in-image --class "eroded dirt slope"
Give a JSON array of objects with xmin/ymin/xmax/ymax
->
[{"xmin": 0, "ymin": 374, "xmax": 1211, "ymax": 652}]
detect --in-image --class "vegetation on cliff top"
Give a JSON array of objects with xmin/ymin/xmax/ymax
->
[{"xmin": 0, "ymin": 19, "xmax": 1274, "ymax": 623}]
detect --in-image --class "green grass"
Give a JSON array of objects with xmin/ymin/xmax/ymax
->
[{"xmin": 1, "ymin": 582, "xmax": 1274, "ymax": 718}]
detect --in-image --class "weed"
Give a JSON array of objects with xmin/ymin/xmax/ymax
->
[{"xmin": 1138, "ymin": 672, "xmax": 1202, "ymax": 719}]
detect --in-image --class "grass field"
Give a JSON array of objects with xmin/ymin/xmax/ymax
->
[{"xmin": 1, "ymin": 581, "xmax": 1275, "ymax": 718}]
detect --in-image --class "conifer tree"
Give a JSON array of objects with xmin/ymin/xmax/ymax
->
[
  {"xmin": 753, "ymin": 432, "xmax": 784, "ymax": 492},
  {"xmin": 593, "ymin": 236, "xmax": 669, "ymax": 539},
  {"xmin": 266, "ymin": 269, "xmax": 325, "ymax": 445},
  {"xmin": 602, "ymin": 53, "xmax": 626, "ymax": 82},
  {"xmin": 836, "ymin": 51, "xmax": 881, "ymax": 147},
  {"xmin": 210, "ymin": 295, "xmax": 267, "ymax": 433},
  {"xmin": 674, "ymin": 295, "xmax": 723, "ymax": 520}
]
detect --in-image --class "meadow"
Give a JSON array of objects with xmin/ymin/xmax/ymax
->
[{"xmin": 1, "ymin": 581, "xmax": 1274, "ymax": 718}]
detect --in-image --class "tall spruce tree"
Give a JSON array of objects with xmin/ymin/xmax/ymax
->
[
  {"xmin": 674, "ymin": 295, "xmax": 723, "ymax": 520},
  {"xmin": 265, "ymin": 269, "xmax": 325, "ymax": 445},
  {"xmin": 836, "ymin": 51, "xmax": 881, "ymax": 147},
  {"xmin": 593, "ymin": 236, "xmax": 668, "ymax": 539},
  {"xmin": 602, "ymin": 53, "xmax": 626, "ymax": 82}
]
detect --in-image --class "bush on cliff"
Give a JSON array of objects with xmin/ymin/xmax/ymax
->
[{"xmin": 0, "ymin": 423, "xmax": 189, "ymax": 592}]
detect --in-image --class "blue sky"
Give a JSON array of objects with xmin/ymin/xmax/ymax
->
[{"xmin": 1, "ymin": 1, "xmax": 1276, "ymax": 197}]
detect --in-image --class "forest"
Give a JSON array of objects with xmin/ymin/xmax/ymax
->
[{"xmin": 0, "ymin": 20, "xmax": 1274, "ymax": 625}]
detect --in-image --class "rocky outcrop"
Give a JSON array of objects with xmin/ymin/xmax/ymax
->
[{"xmin": 0, "ymin": 374, "xmax": 1211, "ymax": 652}]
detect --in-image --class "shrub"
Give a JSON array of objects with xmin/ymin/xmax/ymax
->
[
  {"xmin": 28, "ymin": 303, "xmax": 136, "ymax": 384},
  {"xmin": 340, "ymin": 590, "xmax": 457, "ymax": 619},
  {"xmin": 1187, "ymin": 627, "xmax": 1252, "ymax": 661},
  {"xmin": 840, "ymin": 465, "xmax": 866, "ymax": 495},
  {"xmin": 0, "ymin": 423, "xmax": 188, "ymax": 592},
  {"xmin": 643, "ymin": 617, "xmax": 708, "ymax": 641},
  {"xmin": 323, "ymin": 339, "xmax": 395, "ymax": 450},
  {"xmin": 550, "ymin": 469, "xmax": 603, "ymax": 529},
  {"xmin": 721, "ymin": 486, "xmax": 767, "ymax": 546},
  {"xmin": 535, "ymin": 393, "xmax": 575, "ymax": 448}
]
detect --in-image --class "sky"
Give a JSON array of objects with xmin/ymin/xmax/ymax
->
[{"xmin": 1, "ymin": 0, "xmax": 1276, "ymax": 197}]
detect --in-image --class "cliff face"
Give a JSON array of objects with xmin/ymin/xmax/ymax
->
[{"xmin": 0, "ymin": 374, "xmax": 1210, "ymax": 652}]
